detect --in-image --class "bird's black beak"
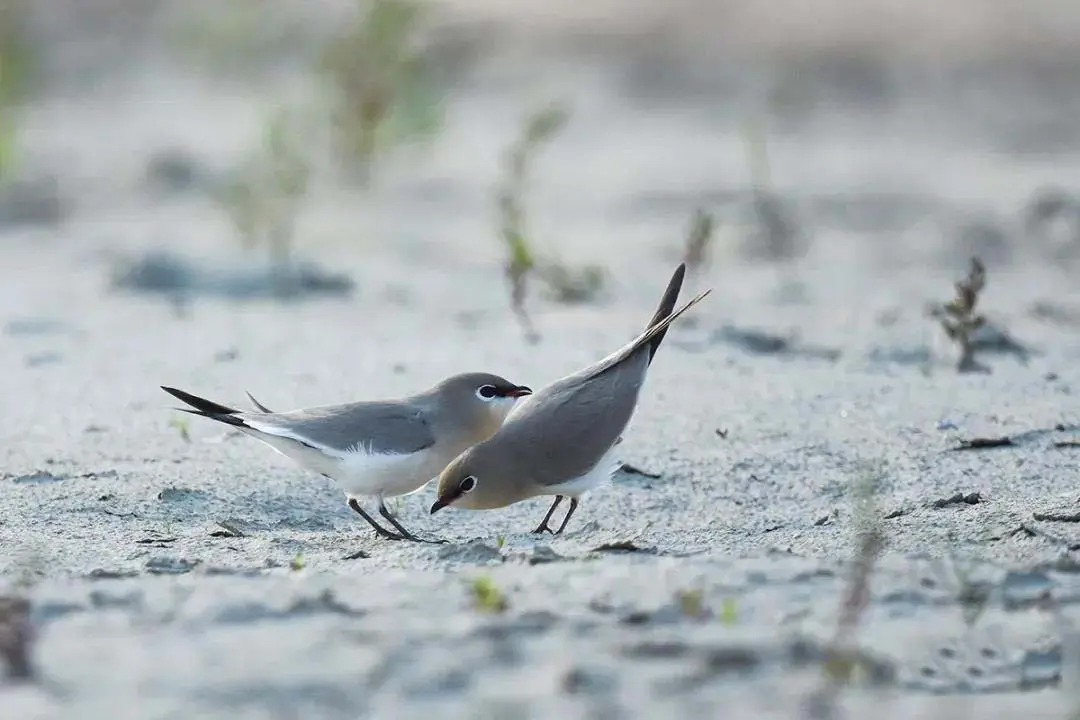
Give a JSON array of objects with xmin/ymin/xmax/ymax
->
[
  {"xmin": 429, "ymin": 497, "xmax": 449, "ymax": 515},
  {"xmin": 505, "ymin": 385, "xmax": 532, "ymax": 398}
]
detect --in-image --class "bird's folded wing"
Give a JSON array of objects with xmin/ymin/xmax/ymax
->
[{"xmin": 244, "ymin": 402, "xmax": 435, "ymax": 457}]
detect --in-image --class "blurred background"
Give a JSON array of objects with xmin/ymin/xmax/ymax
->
[{"xmin": 2, "ymin": 0, "xmax": 1079, "ymax": 318}]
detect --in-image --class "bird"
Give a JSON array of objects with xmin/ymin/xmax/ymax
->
[
  {"xmin": 429, "ymin": 263, "xmax": 709, "ymax": 535},
  {"xmin": 160, "ymin": 373, "xmax": 533, "ymax": 543}
]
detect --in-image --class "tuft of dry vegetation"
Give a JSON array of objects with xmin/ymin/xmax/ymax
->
[
  {"xmin": 741, "ymin": 113, "xmax": 799, "ymax": 264},
  {"xmin": 0, "ymin": 595, "xmax": 34, "ymax": 682},
  {"xmin": 319, "ymin": 0, "xmax": 443, "ymax": 179},
  {"xmin": 1, "ymin": 550, "xmax": 44, "ymax": 683},
  {"xmin": 950, "ymin": 555, "xmax": 993, "ymax": 628},
  {"xmin": 936, "ymin": 257, "xmax": 989, "ymax": 373},
  {"xmin": 682, "ymin": 208, "xmax": 716, "ymax": 273}
]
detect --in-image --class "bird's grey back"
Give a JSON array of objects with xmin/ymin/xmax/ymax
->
[
  {"xmin": 253, "ymin": 397, "xmax": 436, "ymax": 456},
  {"xmin": 495, "ymin": 347, "xmax": 649, "ymax": 488}
]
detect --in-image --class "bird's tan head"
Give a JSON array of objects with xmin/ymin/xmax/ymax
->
[
  {"xmin": 436, "ymin": 372, "xmax": 531, "ymax": 433},
  {"xmin": 429, "ymin": 444, "xmax": 513, "ymax": 514},
  {"xmin": 434, "ymin": 371, "xmax": 527, "ymax": 416}
]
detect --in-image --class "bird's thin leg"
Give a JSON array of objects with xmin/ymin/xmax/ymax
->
[
  {"xmin": 531, "ymin": 496, "xmax": 563, "ymax": 534},
  {"xmin": 347, "ymin": 497, "xmax": 405, "ymax": 541},
  {"xmin": 554, "ymin": 498, "xmax": 580, "ymax": 536},
  {"xmin": 378, "ymin": 499, "xmax": 448, "ymax": 544}
]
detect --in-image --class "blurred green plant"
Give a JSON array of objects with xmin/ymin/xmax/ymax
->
[
  {"xmin": 495, "ymin": 103, "xmax": 605, "ymax": 341},
  {"xmin": 496, "ymin": 104, "xmax": 564, "ymax": 340},
  {"xmin": 172, "ymin": 0, "xmax": 444, "ymax": 185},
  {"xmin": 170, "ymin": 1, "xmax": 295, "ymax": 76},
  {"xmin": 290, "ymin": 551, "xmax": 306, "ymax": 571},
  {"xmin": 537, "ymin": 263, "xmax": 605, "ymax": 304},
  {"xmin": 215, "ymin": 105, "xmax": 312, "ymax": 287},
  {"xmin": 742, "ymin": 112, "xmax": 771, "ymax": 192},
  {"xmin": 806, "ymin": 462, "xmax": 887, "ymax": 714},
  {"xmin": 740, "ymin": 111, "xmax": 799, "ymax": 264},
  {"xmin": 169, "ymin": 415, "xmax": 191, "ymax": 443},
  {"xmin": 319, "ymin": 0, "xmax": 443, "ymax": 178},
  {"xmin": 718, "ymin": 597, "xmax": 738, "ymax": 626},
  {"xmin": 675, "ymin": 588, "xmax": 707, "ymax": 620},
  {"xmin": 470, "ymin": 575, "xmax": 507, "ymax": 613},
  {"xmin": 0, "ymin": 0, "xmax": 34, "ymax": 181}
]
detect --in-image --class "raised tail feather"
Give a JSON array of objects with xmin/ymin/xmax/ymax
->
[
  {"xmin": 160, "ymin": 386, "xmax": 247, "ymax": 427},
  {"xmin": 584, "ymin": 282, "xmax": 711, "ymax": 384},
  {"xmin": 644, "ymin": 263, "xmax": 687, "ymax": 365},
  {"xmin": 246, "ymin": 391, "xmax": 274, "ymax": 413},
  {"xmin": 634, "ymin": 286, "xmax": 710, "ymax": 364}
]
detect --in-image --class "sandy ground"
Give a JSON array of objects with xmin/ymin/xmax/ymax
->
[{"xmin": 3, "ymin": 2, "xmax": 1080, "ymax": 717}]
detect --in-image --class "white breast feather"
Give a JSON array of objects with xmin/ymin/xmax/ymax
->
[{"xmin": 542, "ymin": 443, "xmax": 623, "ymax": 498}]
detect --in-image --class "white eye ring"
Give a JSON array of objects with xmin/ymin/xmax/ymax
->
[
  {"xmin": 460, "ymin": 476, "xmax": 477, "ymax": 493},
  {"xmin": 476, "ymin": 385, "xmax": 498, "ymax": 401}
]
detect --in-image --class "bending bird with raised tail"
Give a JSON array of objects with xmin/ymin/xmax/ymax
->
[{"xmin": 430, "ymin": 263, "xmax": 710, "ymax": 535}]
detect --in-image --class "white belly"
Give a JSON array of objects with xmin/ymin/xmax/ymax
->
[{"xmin": 247, "ymin": 429, "xmax": 443, "ymax": 499}]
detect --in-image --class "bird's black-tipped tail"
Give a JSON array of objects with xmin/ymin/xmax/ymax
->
[
  {"xmin": 581, "ymin": 273, "xmax": 709, "ymax": 384},
  {"xmin": 644, "ymin": 263, "xmax": 687, "ymax": 364},
  {"xmin": 160, "ymin": 386, "xmax": 246, "ymax": 427}
]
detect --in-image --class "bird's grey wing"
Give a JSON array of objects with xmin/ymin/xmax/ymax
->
[
  {"xmin": 502, "ymin": 351, "xmax": 648, "ymax": 487},
  {"xmin": 242, "ymin": 401, "xmax": 435, "ymax": 456}
]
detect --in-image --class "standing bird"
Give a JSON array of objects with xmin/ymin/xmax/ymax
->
[
  {"xmin": 160, "ymin": 373, "xmax": 532, "ymax": 543},
  {"xmin": 429, "ymin": 263, "xmax": 709, "ymax": 535}
]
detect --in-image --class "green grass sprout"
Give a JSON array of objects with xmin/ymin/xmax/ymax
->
[{"xmin": 470, "ymin": 575, "xmax": 508, "ymax": 613}]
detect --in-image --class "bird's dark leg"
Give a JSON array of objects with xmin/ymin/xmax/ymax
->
[
  {"xmin": 554, "ymin": 498, "xmax": 580, "ymax": 536},
  {"xmin": 347, "ymin": 497, "xmax": 405, "ymax": 541},
  {"xmin": 378, "ymin": 499, "xmax": 448, "ymax": 544},
  {"xmin": 531, "ymin": 496, "xmax": 563, "ymax": 534}
]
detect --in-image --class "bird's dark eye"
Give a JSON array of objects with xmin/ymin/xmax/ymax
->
[
  {"xmin": 476, "ymin": 385, "xmax": 498, "ymax": 400},
  {"xmin": 460, "ymin": 476, "xmax": 477, "ymax": 493}
]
